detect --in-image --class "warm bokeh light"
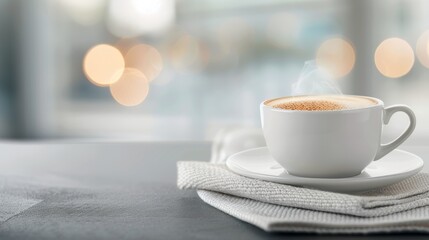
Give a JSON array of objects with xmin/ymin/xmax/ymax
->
[
  {"xmin": 169, "ymin": 35, "xmax": 200, "ymax": 69},
  {"xmin": 197, "ymin": 42, "xmax": 211, "ymax": 69},
  {"xmin": 114, "ymin": 38, "xmax": 139, "ymax": 55},
  {"xmin": 107, "ymin": 0, "xmax": 174, "ymax": 37},
  {"xmin": 374, "ymin": 38, "xmax": 414, "ymax": 78},
  {"xmin": 316, "ymin": 38, "xmax": 356, "ymax": 78},
  {"xmin": 110, "ymin": 68, "xmax": 149, "ymax": 106},
  {"xmin": 83, "ymin": 44, "xmax": 125, "ymax": 86},
  {"xmin": 416, "ymin": 31, "xmax": 429, "ymax": 68},
  {"xmin": 125, "ymin": 44, "xmax": 163, "ymax": 82}
]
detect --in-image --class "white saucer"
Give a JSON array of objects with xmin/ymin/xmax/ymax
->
[{"xmin": 226, "ymin": 147, "xmax": 424, "ymax": 193}]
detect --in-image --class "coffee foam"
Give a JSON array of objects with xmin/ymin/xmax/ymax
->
[{"xmin": 265, "ymin": 95, "xmax": 378, "ymax": 111}]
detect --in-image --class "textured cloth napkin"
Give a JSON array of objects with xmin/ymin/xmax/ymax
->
[{"xmin": 178, "ymin": 161, "xmax": 429, "ymax": 233}]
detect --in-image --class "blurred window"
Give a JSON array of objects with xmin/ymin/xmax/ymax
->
[{"xmin": 0, "ymin": 0, "xmax": 427, "ymax": 143}]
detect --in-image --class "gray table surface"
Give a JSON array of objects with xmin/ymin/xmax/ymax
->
[{"xmin": 0, "ymin": 141, "xmax": 427, "ymax": 239}]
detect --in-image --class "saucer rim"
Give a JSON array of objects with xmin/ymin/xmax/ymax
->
[{"xmin": 226, "ymin": 147, "xmax": 424, "ymax": 182}]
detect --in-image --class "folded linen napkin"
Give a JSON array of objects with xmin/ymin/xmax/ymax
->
[{"xmin": 178, "ymin": 161, "xmax": 429, "ymax": 233}]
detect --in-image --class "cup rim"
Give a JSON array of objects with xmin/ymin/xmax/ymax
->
[{"xmin": 261, "ymin": 94, "xmax": 384, "ymax": 113}]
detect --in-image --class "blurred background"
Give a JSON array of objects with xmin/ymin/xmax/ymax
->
[{"xmin": 0, "ymin": 0, "xmax": 428, "ymax": 143}]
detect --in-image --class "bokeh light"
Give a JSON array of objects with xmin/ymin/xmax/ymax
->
[
  {"xmin": 114, "ymin": 38, "xmax": 139, "ymax": 55},
  {"xmin": 416, "ymin": 31, "xmax": 429, "ymax": 68},
  {"xmin": 197, "ymin": 42, "xmax": 211, "ymax": 69},
  {"xmin": 169, "ymin": 35, "xmax": 200, "ymax": 69},
  {"xmin": 110, "ymin": 68, "xmax": 149, "ymax": 106},
  {"xmin": 125, "ymin": 44, "xmax": 163, "ymax": 82},
  {"xmin": 83, "ymin": 44, "xmax": 125, "ymax": 86},
  {"xmin": 374, "ymin": 38, "xmax": 414, "ymax": 78},
  {"xmin": 107, "ymin": 0, "xmax": 174, "ymax": 37},
  {"xmin": 316, "ymin": 37, "xmax": 356, "ymax": 78}
]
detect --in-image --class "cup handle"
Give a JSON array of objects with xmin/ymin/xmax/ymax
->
[{"xmin": 375, "ymin": 105, "xmax": 416, "ymax": 160}]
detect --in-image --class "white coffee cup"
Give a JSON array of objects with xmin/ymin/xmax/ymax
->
[{"xmin": 260, "ymin": 95, "xmax": 416, "ymax": 178}]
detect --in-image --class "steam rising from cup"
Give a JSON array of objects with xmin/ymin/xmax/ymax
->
[{"xmin": 291, "ymin": 60, "xmax": 342, "ymax": 96}]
